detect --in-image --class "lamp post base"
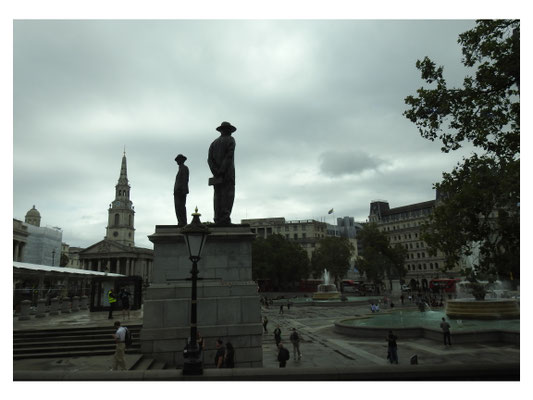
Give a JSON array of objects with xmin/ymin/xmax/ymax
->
[{"xmin": 182, "ymin": 343, "xmax": 203, "ymax": 375}]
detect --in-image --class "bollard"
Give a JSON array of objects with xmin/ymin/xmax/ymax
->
[
  {"xmin": 71, "ymin": 296, "xmax": 80, "ymax": 312},
  {"xmin": 35, "ymin": 298, "xmax": 47, "ymax": 318},
  {"xmin": 18, "ymin": 300, "xmax": 32, "ymax": 321},
  {"xmin": 60, "ymin": 298, "xmax": 71, "ymax": 314},
  {"xmin": 49, "ymin": 297, "xmax": 60, "ymax": 315},
  {"xmin": 79, "ymin": 295, "xmax": 88, "ymax": 310}
]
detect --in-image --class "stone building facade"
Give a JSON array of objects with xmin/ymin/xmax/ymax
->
[
  {"xmin": 13, "ymin": 218, "xmax": 28, "ymax": 262},
  {"xmin": 241, "ymin": 217, "xmax": 328, "ymax": 259},
  {"xmin": 368, "ymin": 195, "xmax": 461, "ymax": 289}
]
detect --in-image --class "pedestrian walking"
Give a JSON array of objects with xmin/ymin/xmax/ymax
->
[
  {"xmin": 111, "ymin": 321, "xmax": 127, "ymax": 370},
  {"xmin": 279, "ymin": 304, "xmax": 284, "ymax": 314},
  {"xmin": 400, "ymin": 294, "xmax": 404, "ymax": 305},
  {"xmin": 289, "ymin": 328, "xmax": 302, "ymax": 360},
  {"xmin": 119, "ymin": 287, "xmax": 131, "ymax": 321},
  {"xmin": 277, "ymin": 343, "xmax": 290, "ymax": 368},
  {"xmin": 214, "ymin": 338, "xmax": 225, "ymax": 368},
  {"xmin": 274, "ymin": 325, "xmax": 282, "ymax": 347},
  {"xmin": 287, "ymin": 301, "xmax": 291, "ymax": 310},
  {"xmin": 224, "ymin": 342, "xmax": 235, "ymax": 368},
  {"xmin": 262, "ymin": 316, "xmax": 269, "ymax": 333},
  {"xmin": 440, "ymin": 317, "xmax": 452, "ymax": 346},
  {"xmin": 108, "ymin": 289, "xmax": 117, "ymax": 319},
  {"xmin": 386, "ymin": 330, "xmax": 398, "ymax": 364}
]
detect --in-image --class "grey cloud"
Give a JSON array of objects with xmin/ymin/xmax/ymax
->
[{"xmin": 319, "ymin": 150, "xmax": 385, "ymax": 177}]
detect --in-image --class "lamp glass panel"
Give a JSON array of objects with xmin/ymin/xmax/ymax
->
[{"xmin": 185, "ymin": 233, "xmax": 206, "ymax": 258}]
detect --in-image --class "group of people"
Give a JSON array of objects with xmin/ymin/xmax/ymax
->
[
  {"xmin": 385, "ymin": 317, "xmax": 452, "ymax": 365},
  {"xmin": 213, "ymin": 338, "xmax": 235, "ymax": 368},
  {"xmin": 107, "ymin": 287, "xmax": 131, "ymax": 320},
  {"xmin": 273, "ymin": 325, "xmax": 302, "ymax": 367}
]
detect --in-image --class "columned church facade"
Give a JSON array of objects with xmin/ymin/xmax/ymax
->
[{"xmin": 78, "ymin": 152, "xmax": 154, "ymax": 284}]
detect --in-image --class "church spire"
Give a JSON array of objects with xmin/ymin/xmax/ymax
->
[{"xmin": 105, "ymin": 150, "xmax": 135, "ymax": 246}]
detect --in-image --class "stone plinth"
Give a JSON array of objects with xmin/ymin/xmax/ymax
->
[
  {"xmin": 35, "ymin": 298, "xmax": 47, "ymax": 318},
  {"xmin": 141, "ymin": 225, "xmax": 262, "ymax": 368}
]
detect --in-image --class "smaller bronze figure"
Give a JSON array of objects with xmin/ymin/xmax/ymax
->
[{"xmin": 174, "ymin": 154, "xmax": 189, "ymax": 227}]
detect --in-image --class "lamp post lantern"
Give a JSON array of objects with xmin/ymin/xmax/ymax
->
[{"xmin": 181, "ymin": 207, "xmax": 210, "ymax": 375}]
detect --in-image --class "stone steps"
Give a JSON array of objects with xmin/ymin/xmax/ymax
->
[{"xmin": 13, "ymin": 325, "xmax": 142, "ymax": 360}]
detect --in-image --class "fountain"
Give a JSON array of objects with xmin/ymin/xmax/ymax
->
[
  {"xmin": 334, "ymin": 279, "xmax": 519, "ymax": 344},
  {"xmin": 445, "ymin": 280, "xmax": 519, "ymax": 319},
  {"xmin": 312, "ymin": 269, "xmax": 341, "ymax": 300}
]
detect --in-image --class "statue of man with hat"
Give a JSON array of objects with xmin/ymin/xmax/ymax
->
[
  {"xmin": 174, "ymin": 153, "xmax": 189, "ymax": 227},
  {"xmin": 208, "ymin": 121, "xmax": 236, "ymax": 225}
]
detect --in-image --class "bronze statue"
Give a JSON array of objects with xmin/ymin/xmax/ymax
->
[
  {"xmin": 208, "ymin": 121, "xmax": 236, "ymax": 226},
  {"xmin": 174, "ymin": 154, "xmax": 189, "ymax": 227}
]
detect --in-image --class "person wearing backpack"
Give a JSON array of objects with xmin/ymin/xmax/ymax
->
[
  {"xmin": 289, "ymin": 328, "xmax": 302, "ymax": 360},
  {"xmin": 111, "ymin": 321, "xmax": 127, "ymax": 370},
  {"xmin": 277, "ymin": 343, "xmax": 290, "ymax": 368}
]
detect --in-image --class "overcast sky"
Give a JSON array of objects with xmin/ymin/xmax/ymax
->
[{"xmin": 13, "ymin": 19, "xmax": 482, "ymax": 249}]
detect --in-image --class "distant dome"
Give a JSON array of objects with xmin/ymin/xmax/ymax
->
[{"xmin": 25, "ymin": 205, "xmax": 41, "ymax": 227}]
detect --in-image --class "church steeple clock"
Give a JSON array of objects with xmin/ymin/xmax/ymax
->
[{"xmin": 105, "ymin": 150, "xmax": 135, "ymax": 246}]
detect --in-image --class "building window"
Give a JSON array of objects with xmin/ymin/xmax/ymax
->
[
  {"xmin": 294, "ymin": 234, "xmax": 298, "ymax": 239},
  {"xmin": 417, "ymin": 253, "xmax": 420, "ymax": 258},
  {"xmin": 285, "ymin": 226, "xmax": 289, "ymax": 231},
  {"xmin": 302, "ymin": 233, "xmax": 307, "ymax": 239},
  {"xmin": 114, "ymin": 213, "xmax": 120, "ymax": 225},
  {"xmin": 430, "ymin": 263, "xmax": 433, "ymax": 269}
]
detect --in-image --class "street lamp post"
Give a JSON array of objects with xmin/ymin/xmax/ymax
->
[{"xmin": 181, "ymin": 208, "xmax": 210, "ymax": 375}]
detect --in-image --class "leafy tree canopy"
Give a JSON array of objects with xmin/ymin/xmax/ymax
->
[
  {"xmin": 356, "ymin": 223, "xmax": 407, "ymax": 286},
  {"xmin": 404, "ymin": 20, "xmax": 519, "ymax": 282},
  {"xmin": 310, "ymin": 237, "xmax": 355, "ymax": 285},
  {"xmin": 252, "ymin": 234, "xmax": 310, "ymax": 291}
]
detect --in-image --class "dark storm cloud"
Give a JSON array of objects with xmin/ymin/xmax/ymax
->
[{"xmin": 319, "ymin": 150, "xmax": 386, "ymax": 177}]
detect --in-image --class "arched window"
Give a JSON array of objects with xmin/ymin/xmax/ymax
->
[{"xmin": 114, "ymin": 213, "xmax": 120, "ymax": 225}]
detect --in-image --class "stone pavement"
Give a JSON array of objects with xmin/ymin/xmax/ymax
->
[{"xmin": 13, "ymin": 301, "xmax": 520, "ymax": 373}]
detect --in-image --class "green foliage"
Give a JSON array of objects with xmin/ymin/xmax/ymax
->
[
  {"xmin": 356, "ymin": 223, "xmax": 407, "ymax": 285},
  {"xmin": 251, "ymin": 234, "xmax": 310, "ymax": 290},
  {"xmin": 405, "ymin": 20, "xmax": 519, "ymax": 282},
  {"xmin": 60, "ymin": 253, "xmax": 69, "ymax": 267},
  {"xmin": 310, "ymin": 237, "xmax": 355, "ymax": 285}
]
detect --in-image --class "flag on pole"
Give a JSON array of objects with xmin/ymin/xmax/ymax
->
[{"xmin": 328, "ymin": 208, "xmax": 334, "ymax": 214}]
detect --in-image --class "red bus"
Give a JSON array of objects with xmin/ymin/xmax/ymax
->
[{"xmin": 429, "ymin": 278, "xmax": 461, "ymax": 293}]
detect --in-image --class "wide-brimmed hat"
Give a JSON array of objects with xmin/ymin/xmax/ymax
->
[
  {"xmin": 216, "ymin": 121, "xmax": 237, "ymax": 134},
  {"xmin": 175, "ymin": 154, "xmax": 187, "ymax": 162}
]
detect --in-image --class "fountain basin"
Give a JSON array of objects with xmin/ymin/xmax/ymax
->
[
  {"xmin": 312, "ymin": 283, "xmax": 340, "ymax": 300},
  {"xmin": 445, "ymin": 299, "xmax": 519, "ymax": 320},
  {"xmin": 334, "ymin": 309, "xmax": 519, "ymax": 344}
]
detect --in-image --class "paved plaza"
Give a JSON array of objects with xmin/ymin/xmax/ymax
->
[{"xmin": 13, "ymin": 298, "xmax": 519, "ymax": 375}]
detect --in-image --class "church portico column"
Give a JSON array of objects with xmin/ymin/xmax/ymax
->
[
  {"xmin": 14, "ymin": 241, "xmax": 20, "ymax": 261},
  {"xmin": 98, "ymin": 259, "xmax": 102, "ymax": 272}
]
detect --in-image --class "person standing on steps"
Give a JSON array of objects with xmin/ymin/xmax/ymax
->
[{"xmin": 111, "ymin": 321, "xmax": 127, "ymax": 371}]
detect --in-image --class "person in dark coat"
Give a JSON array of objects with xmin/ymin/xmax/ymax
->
[
  {"xmin": 214, "ymin": 338, "xmax": 225, "ymax": 368},
  {"xmin": 277, "ymin": 343, "xmax": 290, "ymax": 368},
  {"xmin": 386, "ymin": 330, "xmax": 399, "ymax": 364},
  {"xmin": 224, "ymin": 342, "xmax": 235, "ymax": 368},
  {"xmin": 274, "ymin": 325, "xmax": 282, "ymax": 347}
]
